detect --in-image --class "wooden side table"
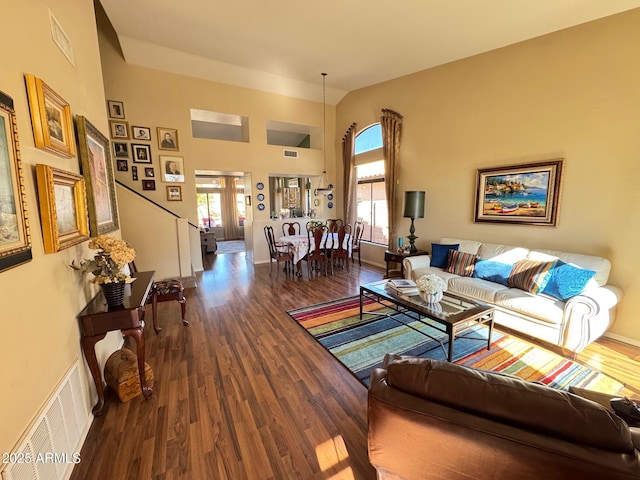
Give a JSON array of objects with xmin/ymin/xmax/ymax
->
[
  {"xmin": 78, "ymin": 270, "xmax": 155, "ymax": 416},
  {"xmin": 384, "ymin": 249, "xmax": 428, "ymax": 279}
]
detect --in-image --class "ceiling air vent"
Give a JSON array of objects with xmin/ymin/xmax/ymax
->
[{"xmin": 283, "ymin": 149, "xmax": 299, "ymax": 158}]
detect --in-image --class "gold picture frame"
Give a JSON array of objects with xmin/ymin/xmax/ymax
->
[
  {"xmin": 35, "ymin": 164, "xmax": 89, "ymax": 253},
  {"xmin": 24, "ymin": 74, "xmax": 75, "ymax": 158},
  {"xmin": 75, "ymin": 116, "xmax": 119, "ymax": 236},
  {"xmin": 0, "ymin": 90, "xmax": 32, "ymax": 272},
  {"xmin": 166, "ymin": 185, "xmax": 182, "ymax": 201}
]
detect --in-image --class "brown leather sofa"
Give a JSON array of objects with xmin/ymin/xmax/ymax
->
[{"xmin": 368, "ymin": 354, "xmax": 640, "ymax": 479}]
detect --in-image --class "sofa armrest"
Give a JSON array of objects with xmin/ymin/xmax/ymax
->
[
  {"xmin": 562, "ymin": 285, "xmax": 623, "ymax": 352},
  {"xmin": 402, "ymin": 255, "xmax": 431, "ymax": 279}
]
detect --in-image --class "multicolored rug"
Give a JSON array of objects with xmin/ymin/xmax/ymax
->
[{"xmin": 288, "ymin": 296, "xmax": 624, "ymax": 394}]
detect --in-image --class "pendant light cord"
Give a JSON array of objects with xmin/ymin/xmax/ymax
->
[{"xmin": 322, "ymin": 72, "xmax": 327, "ymax": 172}]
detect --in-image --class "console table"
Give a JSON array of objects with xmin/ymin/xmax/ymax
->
[{"xmin": 78, "ymin": 270, "xmax": 155, "ymax": 416}]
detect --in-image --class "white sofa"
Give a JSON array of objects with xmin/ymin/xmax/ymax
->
[{"xmin": 402, "ymin": 237, "xmax": 623, "ymax": 353}]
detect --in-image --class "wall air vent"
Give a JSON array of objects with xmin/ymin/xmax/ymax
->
[{"xmin": 283, "ymin": 149, "xmax": 299, "ymax": 158}]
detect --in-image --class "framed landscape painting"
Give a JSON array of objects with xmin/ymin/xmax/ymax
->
[
  {"xmin": 474, "ymin": 159, "xmax": 564, "ymax": 226},
  {"xmin": 76, "ymin": 116, "xmax": 119, "ymax": 235},
  {"xmin": 0, "ymin": 91, "xmax": 32, "ymax": 272}
]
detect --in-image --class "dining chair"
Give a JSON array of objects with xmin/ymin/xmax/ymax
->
[
  {"xmin": 264, "ymin": 225, "xmax": 294, "ymax": 278},
  {"xmin": 282, "ymin": 221, "xmax": 301, "ymax": 236},
  {"xmin": 351, "ymin": 220, "xmax": 365, "ymax": 265},
  {"xmin": 326, "ymin": 218, "xmax": 344, "ymax": 232},
  {"xmin": 129, "ymin": 261, "xmax": 188, "ymax": 335},
  {"xmin": 303, "ymin": 224, "xmax": 329, "ymax": 278},
  {"xmin": 329, "ymin": 224, "xmax": 352, "ymax": 274}
]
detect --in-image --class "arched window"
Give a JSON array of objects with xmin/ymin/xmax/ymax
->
[{"xmin": 355, "ymin": 124, "xmax": 388, "ymax": 245}]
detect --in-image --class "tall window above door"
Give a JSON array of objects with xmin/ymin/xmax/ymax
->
[{"xmin": 355, "ymin": 124, "xmax": 388, "ymax": 245}]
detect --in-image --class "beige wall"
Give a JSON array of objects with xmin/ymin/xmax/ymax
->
[
  {"xmin": 96, "ymin": 7, "xmax": 337, "ymax": 275},
  {"xmin": 0, "ymin": 0, "xmax": 122, "ymax": 456},
  {"xmin": 337, "ymin": 9, "xmax": 640, "ymax": 343}
]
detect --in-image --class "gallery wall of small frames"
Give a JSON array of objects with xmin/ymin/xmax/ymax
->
[{"xmin": 106, "ymin": 99, "xmax": 185, "ymax": 197}]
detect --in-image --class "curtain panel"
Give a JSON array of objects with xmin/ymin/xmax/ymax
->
[
  {"xmin": 381, "ymin": 109, "xmax": 403, "ymax": 251},
  {"xmin": 342, "ymin": 122, "xmax": 357, "ymax": 225}
]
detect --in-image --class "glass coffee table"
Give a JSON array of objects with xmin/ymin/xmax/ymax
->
[{"xmin": 360, "ymin": 280, "xmax": 495, "ymax": 362}]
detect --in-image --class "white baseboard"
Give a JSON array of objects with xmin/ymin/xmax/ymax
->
[{"xmin": 603, "ymin": 332, "xmax": 640, "ymax": 348}]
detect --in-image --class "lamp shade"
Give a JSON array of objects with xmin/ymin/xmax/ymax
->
[{"xmin": 403, "ymin": 191, "xmax": 425, "ymax": 218}]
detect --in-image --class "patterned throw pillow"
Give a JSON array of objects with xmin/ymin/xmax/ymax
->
[
  {"xmin": 508, "ymin": 260, "xmax": 554, "ymax": 294},
  {"xmin": 473, "ymin": 259, "xmax": 514, "ymax": 286},
  {"xmin": 444, "ymin": 250, "xmax": 477, "ymax": 277}
]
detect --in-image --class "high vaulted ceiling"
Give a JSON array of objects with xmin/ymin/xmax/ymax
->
[{"xmin": 99, "ymin": 0, "xmax": 640, "ymax": 104}]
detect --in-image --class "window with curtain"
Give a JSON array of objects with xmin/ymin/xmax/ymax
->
[
  {"xmin": 196, "ymin": 176, "xmax": 245, "ymax": 239},
  {"xmin": 355, "ymin": 124, "xmax": 388, "ymax": 245}
]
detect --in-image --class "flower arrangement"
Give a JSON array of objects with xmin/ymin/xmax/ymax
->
[
  {"xmin": 72, "ymin": 235, "xmax": 136, "ymax": 284},
  {"xmin": 416, "ymin": 274, "xmax": 447, "ymax": 294}
]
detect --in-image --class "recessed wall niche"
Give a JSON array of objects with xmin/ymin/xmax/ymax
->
[{"xmin": 190, "ymin": 109, "xmax": 249, "ymax": 143}]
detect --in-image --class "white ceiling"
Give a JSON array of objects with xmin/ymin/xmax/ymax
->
[{"xmin": 99, "ymin": 0, "xmax": 640, "ymax": 104}]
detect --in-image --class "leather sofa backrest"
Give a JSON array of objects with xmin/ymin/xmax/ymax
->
[{"xmin": 383, "ymin": 354, "xmax": 633, "ymax": 452}]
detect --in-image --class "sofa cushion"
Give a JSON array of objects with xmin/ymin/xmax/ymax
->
[
  {"xmin": 445, "ymin": 250, "xmax": 477, "ymax": 277},
  {"xmin": 448, "ymin": 276, "xmax": 507, "ymax": 303},
  {"xmin": 494, "ymin": 288, "xmax": 565, "ymax": 325},
  {"xmin": 383, "ymin": 355, "xmax": 633, "ymax": 452},
  {"xmin": 508, "ymin": 259, "xmax": 554, "ymax": 294},
  {"xmin": 528, "ymin": 249, "xmax": 609, "ymax": 287},
  {"xmin": 431, "ymin": 243, "xmax": 459, "ymax": 268},
  {"xmin": 542, "ymin": 261, "xmax": 597, "ymax": 301},
  {"xmin": 477, "ymin": 243, "xmax": 529, "ymax": 264},
  {"xmin": 440, "ymin": 238, "xmax": 482, "ymax": 255},
  {"xmin": 473, "ymin": 259, "xmax": 514, "ymax": 286}
]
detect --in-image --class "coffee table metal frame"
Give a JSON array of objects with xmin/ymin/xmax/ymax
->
[{"xmin": 359, "ymin": 280, "xmax": 495, "ymax": 362}]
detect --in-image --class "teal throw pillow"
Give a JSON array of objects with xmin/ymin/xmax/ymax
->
[
  {"xmin": 431, "ymin": 243, "xmax": 459, "ymax": 269},
  {"xmin": 473, "ymin": 260, "xmax": 514, "ymax": 286},
  {"xmin": 542, "ymin": 261, "xmax": 596, "ymax": 301}
]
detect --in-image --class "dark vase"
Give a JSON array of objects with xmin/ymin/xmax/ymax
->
[{"xmin": 100, "ymin": 282, "xmax": 126, "ymax": 307}]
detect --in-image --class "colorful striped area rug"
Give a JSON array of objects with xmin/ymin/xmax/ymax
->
[{"xmin": 288, "ymin": 295, "xmax": 624, "ymax": 394}]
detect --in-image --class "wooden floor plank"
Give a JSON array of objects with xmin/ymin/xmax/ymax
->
[{"xmin": 70, "ymin": 251, "xmax": 640, "ymax": 479}]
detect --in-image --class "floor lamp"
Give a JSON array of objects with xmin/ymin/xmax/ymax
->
[{"xmin": 403, "ymin": 191, "xmax": 425, "ymax": 254}]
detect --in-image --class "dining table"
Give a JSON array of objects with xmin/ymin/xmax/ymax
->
[{"xmin": 279, "ymin": 232, "xmax": 352, "ymax": 276}]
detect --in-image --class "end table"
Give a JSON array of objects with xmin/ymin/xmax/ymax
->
[{"xmin": 384, "ymin": 249, "xmax": 428, "ymax": 279}]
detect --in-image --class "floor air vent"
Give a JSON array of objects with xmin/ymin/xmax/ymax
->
[{"xmin": 1, "ymin": 361, "xmax": 89, "ymax": 480}]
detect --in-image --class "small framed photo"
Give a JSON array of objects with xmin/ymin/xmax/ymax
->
[
  {"xmin": 144, "ymin": 167, "xmax": 155, "ymax": 177},
  {"xmin": 142, "ymin": 179, "xmax": 155, "ymax": 191},
  {"xmin": 109, "ymin": 120, "xmax": 129, "ymax": 139},
  {"xmin": 116, "ymin": 159, "xmax": 128, "ymax": 171},
  {"xmin": 166, "ymin": 185, "xmax": 182, "ymax": 201},
  {"xmin": 107, "ymin": 100, "xmax": 125, "ymax": 119},
  {"xmin": 160, "ymin": 155, "xmax": 185, "ymax": 182},
  {"xmin": 132, "ymin": 125, "xmax": 151, "ymax": 141},
  {"xmin": 131, "ymin": 143, "xmax": 152, "ymax": 163},
  {"xmin": 157, "ymin": 127, "xmax": 179, "ymax": 151},
  {"xmin": 24, "ymin": 74, "xmax": 76, "ymax": 158},
  {"xmin": 132, "ymin": 166, "xmax": 138, "ymax": 181},
  {"xmin": 113, "ymin": 142, "xmax": 128, "ymax": 158}
]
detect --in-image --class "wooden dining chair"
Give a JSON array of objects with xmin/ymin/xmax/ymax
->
[
  {"xmin": 264, "ymin": 225, "xmax": 294, "ymax": 278},
  {"xmin": 326, "ymin": 218, "xmax": 344, "ymax": 232},
  {"xmin": 303, "ymin": 224, "xmax": 329, "ymax": 278},
  {"xmin": 129, "ymin": 261, "xmax": 188, "ymax": 335},
  {"xmin": 282, "ymin": 221, "xmax": 301, "ymax": 236},
  {"xmin": 329, "ymin": 224, "xmax": 352, "ymax": 274},
  {"xmin": 351, "ymin": 220, "xmax": 364, "ymax": 265}
]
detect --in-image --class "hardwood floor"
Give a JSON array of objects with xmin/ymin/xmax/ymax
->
[{"xmin": 70, "ymin": 251, "xmax": 640, "ymax": 479}]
